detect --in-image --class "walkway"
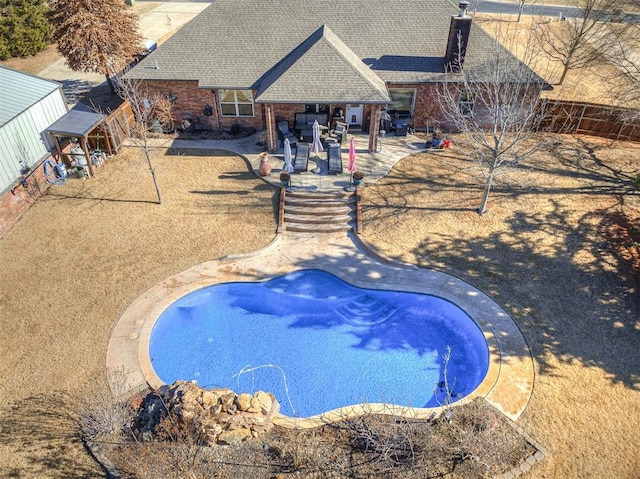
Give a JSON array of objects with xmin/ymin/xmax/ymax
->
[{"xmin": 139, "ymin": 131, "xmax": 428, "ymax": 191}]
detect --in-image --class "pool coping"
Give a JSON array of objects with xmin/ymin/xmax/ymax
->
[{"xmin": 106, "ymin": 233, "xmax": 534, "ymax": 425}]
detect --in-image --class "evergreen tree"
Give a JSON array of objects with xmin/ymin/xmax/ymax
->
[
  {"xmin": 51, "ymin": 0, "xmax": 142, "ymax": 91},
  {"xmin": 0, "ymin": 0, "xmax": 52, "ymax": 60}
]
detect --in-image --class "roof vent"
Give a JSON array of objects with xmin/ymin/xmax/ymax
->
[{"xmin": 459, "ymin": 1, "xmax": 469, "ymax": 17}]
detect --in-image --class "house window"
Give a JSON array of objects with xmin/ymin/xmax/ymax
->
[
  {"xmin": 304, "ymin": 104, "xmax": 330, "ymax": 114},
  {"xmin": 219, "ymin": 89, "xmax": 254, "ymax": 117},
  {"xmin": 458, "ymin": 90, "xmax": 476, "ymax": 116},
  {"xmin": 388, "ymin": 88, "xmax": 415, "ymax": 116}
]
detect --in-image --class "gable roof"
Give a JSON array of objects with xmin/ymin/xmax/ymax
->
[
  {"xmin": 255, "ymin": 25, "xmax": 389, "ymax": 104},
  {"xmin": 0, "ymin": 66, "xmax": 62, "ymax": 127},
  {"xmin": 126, "ymin": 0, "xmax": 539, "ymax": 99}
]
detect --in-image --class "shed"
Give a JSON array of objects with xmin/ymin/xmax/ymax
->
[
  {"xmin": 45, "ymin": 104, "xmax": 107, "ymax": 177},
  {"xmin": 0, "ymin": 66, "xmax": 68, "ymax": 194}
]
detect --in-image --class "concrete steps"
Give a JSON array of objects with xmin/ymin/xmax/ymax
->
[{"xmin": 283, "ymin": 190, "xmax": 355, "ymax": 233}]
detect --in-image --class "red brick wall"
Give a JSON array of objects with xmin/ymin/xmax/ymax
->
[
  {"xmin": 139, "ymin": 80, "xmax": 457, "ymax": 133},
  {"xmin": 386, "ymin": 83, "xmax": 444, "ymax": 130},
  {"xmin": 142, "ymin": 81, "xmax": 266, "ymax": 130},
  {"xmin": 272, "ymin": 104, "xmax": 301, "ymax": 124},
  {"xmin": 0, "ymin": 158, "xmax": 52, "ymax": 238}
]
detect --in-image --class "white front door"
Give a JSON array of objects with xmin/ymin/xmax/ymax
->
[{"xmin": 345, "ymin": 104, "xmax": 363, "ymax": 128}]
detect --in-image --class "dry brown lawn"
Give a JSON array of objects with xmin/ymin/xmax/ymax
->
[
  {"xmin": 1, "ymin": 6, "xmax": 640, "ymax": 479},
  {"xmin": 361, "ymin": 134, "xmax": 640, "ymax": 479},
  {"xmin": 1, "ymin": 135, "xmax": 639, "ymax": 478},
  {"xmin": 476, "ymin": 14, "xmax": 640, "ymax": 109},
  {"xmin": 0, "ymin": 148, "xmax": 277, "ymax": 477}
]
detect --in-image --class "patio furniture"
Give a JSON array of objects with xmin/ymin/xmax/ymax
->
[
  {"xmin": 277, "ymin": 121, "xmax": 298, "ymax": 147},
  {"xmin": 328, "ymin": 121, "xmax": 348, "ymax": 144},
  {"xmin": 294, "ymin": 112, "xmax": 329, "ymax": 140},
  {"xmin": 327, "ymin": 143, "xmax": 343, "ymax": 174},
  {"xmin": 392, "ymin": 118, "xmax": 409, "ymax": 136},
  {"xmin": 293, "ymin": 142, "xmax": 310, "ymax": 172}
]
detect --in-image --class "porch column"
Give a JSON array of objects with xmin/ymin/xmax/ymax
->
[
  {"xmin": 368, "ymin": 106, "xmax": 382, "ymax": 154},
  {"xmin": 81, "ymin": 136, "xmax": 95, "ymax": 177},
  {"xmin": 209, "ymin": 90, "xmax": 222, "ymax": 129},
  {"xmin": 265, "ymin": 104, "xmax": 278, "ymax": 152}
]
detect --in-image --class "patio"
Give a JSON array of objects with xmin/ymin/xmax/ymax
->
[
  {"xmin": 256, "ymin": 133, "xmax": 429, "ymax": 190},
  {"xmin": 139, "ymin": 131, "xmax": 429, "ymax": 191}
]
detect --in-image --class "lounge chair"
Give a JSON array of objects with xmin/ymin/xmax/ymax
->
[
  {"xmin": 293, "ymin": 142, "xmax": 310, "ymax": 172},
  {"xmin": 327, "ymin": 143, "xmax": 343, "ymax": 174},
  {"xmin": 277, "ymin": 121, "xmax": 298, "ymax": 147}
]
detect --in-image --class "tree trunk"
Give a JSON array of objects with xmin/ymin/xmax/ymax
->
[
  {"xmin": 150, "ymin": 169, "xmax": 163, "ymax": 205},
  {"xmin": 105, "ymin": 73, "xmax": 116, "ymax": 94},
  {"xmin": 558, "ymin": 62, "xmax": 571, "ymax": 85},
  {"xmin": 144, "ymin": 150, "xmax": 163, "ymax": 204},
  {"xmin": 478, "ymin": 170, "xmax": 495, "ymax": 215}
]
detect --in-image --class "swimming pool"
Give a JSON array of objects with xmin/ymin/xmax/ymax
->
[{"xmin": 149, "ymin": 269, "xmax": 490, "ymax": 418}]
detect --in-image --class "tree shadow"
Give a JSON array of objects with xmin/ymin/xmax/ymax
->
[
  {"xmin": 359, "ymin": 143, "xmax": 640, "ymax": 391},
  {"xmin": 417, "ymin": 204, "xmax": 639, "ymax": 388},
  {"xmin": 0, "ymin": 392, "xmax": 106, "ymax": 478}
]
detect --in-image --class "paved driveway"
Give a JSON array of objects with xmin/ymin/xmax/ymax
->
[{"xmin": 38, "ymin": 2, "xmax": 209, "ymax": 104}]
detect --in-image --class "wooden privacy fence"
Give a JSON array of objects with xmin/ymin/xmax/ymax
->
[
  {"xmin": 87, "ymin": 100, "xmax": 136, "ymax": 153},
  {"xmin": 537, "ymin": 99, "xmax": 640, "ymax": 143}
]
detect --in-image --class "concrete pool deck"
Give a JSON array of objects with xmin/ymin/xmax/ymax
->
[{"xmin": 107, "ymin": 231, "xmax": 534, "ymax": 426}]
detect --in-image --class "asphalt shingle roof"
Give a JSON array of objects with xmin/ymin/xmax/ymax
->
[
  {"xmin": 127, "ymin": 0, "xmax": 539, "ymax": 99},
  {"xmin": 255, "ymin": 25, "xmax": 390, "ymax": 104}
]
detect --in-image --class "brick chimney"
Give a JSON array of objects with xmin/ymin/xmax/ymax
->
[{"xmin": 445, "ymin": 1, "xmax": 473, "ymax": 72}]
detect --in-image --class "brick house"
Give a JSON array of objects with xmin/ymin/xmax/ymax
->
[{"xmin": 126, "ymin": 0, "xmax": 537, "ymax": 152}]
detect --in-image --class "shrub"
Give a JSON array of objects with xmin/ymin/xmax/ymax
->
[
  {"xmin": 76, "ymin": 368, "xmax": 135, "ymax": 440},
  {"xmin": 0, "ymin": 0, "xmax": 52, "ymax": 60},
  {"xmin": 230, "ymin": 122, "xmax": 242, "ymax": 135}
]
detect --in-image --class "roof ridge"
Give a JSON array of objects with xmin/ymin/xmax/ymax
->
[
  {"xmin": 316, "ymin": 25, "xmax": 388, "ymax": 98},
  {"xmin": 255, "ymin": 24, "xmax": 389, "ymax": 103}
]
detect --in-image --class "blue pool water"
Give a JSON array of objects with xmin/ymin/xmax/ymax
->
[{"xmin": 149, "ymin": 270, "xmax": 489, "ymax": 417}]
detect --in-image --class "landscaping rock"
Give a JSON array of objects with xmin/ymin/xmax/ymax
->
[{"xmin": 134, "ymin": 381, "xmax": 279, "ymax": 446}]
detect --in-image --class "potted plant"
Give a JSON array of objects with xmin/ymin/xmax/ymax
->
[
  {"xmin": 352, "ymin": 170, "xmax": 364, "ymax": 186},
  {"xmin": 279, "ymin": 171, "xmax": 290, "ymax": 186}
]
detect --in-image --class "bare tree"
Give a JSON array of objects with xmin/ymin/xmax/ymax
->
[
  {"xmin": 599, "ymin": 13, "xmax": 640, "ymax": 118},
  {"xmin": 51, "ymin": 0, "xmax": 143, "ymax": 92},
  {"xmin": 514, "ymin": 0, "xmax": 537, "ymax": 23},
  {"xmin": 436, "ymin": 29, "xmax": 560, "ymax": 215},
  {"xmin": 114, "ymin": 76, "xmax": 173, "ymax": 204},
  {"xmin": 534, "ymin": 0, "xmax": 618, "ymax": 85}
]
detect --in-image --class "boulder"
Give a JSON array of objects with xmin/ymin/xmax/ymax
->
[
  {"xmin": 218, "ymin": 428, "xmax": 252, "ymax": 445},
  {"xmin": 134, "ymin": 381, "xmax": 280, "ymax": 446},
  {"xmin": 235, "ymin": 393, "xmax": 253, "ymax": 411}
]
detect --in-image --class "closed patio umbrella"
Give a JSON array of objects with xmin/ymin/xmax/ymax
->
[
  {"xmin": 283, "ymin": 138, "xmax": 294, "ymax": 173},
  {"xmin": 345, "ymin": 137, "xmax": 357, "ymax": 191},
  {"xmin": 311, "ymin": 120, "xmax": 323, "ymax": 174}
]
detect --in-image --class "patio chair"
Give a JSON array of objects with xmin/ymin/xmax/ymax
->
[
  {"xmin": 327, "ymin": 143, "xmax": 343, "ymax": 174},
  {"xmin": 277, "ymin": 121, "xmax": 298, "ymax": 147},
  {"xmin": 328, "ymin": 121, "xmax": 348, "ymax": 144},
  {"xmin": 293, "ymin": 142, "xmax": 310, "ymax": 172}
]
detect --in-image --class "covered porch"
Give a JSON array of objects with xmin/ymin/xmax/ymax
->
[{"xmin": 254, "ymin": 24, "xmax": 391, "ymax": 155}]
